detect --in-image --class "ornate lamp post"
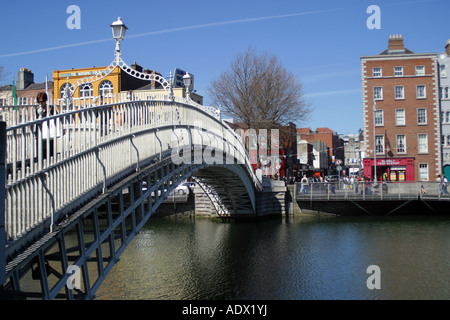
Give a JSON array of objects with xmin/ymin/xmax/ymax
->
[
  {"xmin": 111, "ymin": 17, "xmax": 128, "ymax": 55},
  {"xmin": 62, "ymin": 17, "xmax": 173, "ymax": 110},
  {"xmin": 182, "ymin": 72, "xmax": 192, "ymax": 96}
]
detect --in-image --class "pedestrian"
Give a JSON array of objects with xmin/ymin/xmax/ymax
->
[
  {"xmin": 420, "ymin": 185, "xmax": 428, "ymax": 194},
  {"xmin": 301, "ymin": 174, "xmax": 308, "ymax": 194},
  {"xmin": 35, "ymin": 92, "xmax": 56, "ymax": 161},
  {"xmin": 437, "ymin": 175, "xmax": 444, "ymax": 195},
  {"xmin": 442, "ymin": 176, "xmax": 449, "ymax": 195}
]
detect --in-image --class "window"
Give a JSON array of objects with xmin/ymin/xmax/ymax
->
[
  {"xmin": 446, "ymin": 112, "xmax": 450, "ymax": 123},
  {"xmin": 419, "ymin": 164, "xmax": 429, "ymax": 181},
  {"xmin": 99, "ymin": 80, "xmax": 114, "ymax": 98},
  {"xmin": 373, "ymin": 87, "xmax": 383, "ymax": 100},
  {"xmin": 415, "ymin": 66, "xmax": 425, "ymax": 76},
  {"xmin": 418, "ymin": 134, "xmax": 428, "ymax": 153},
  {"xmin": 447, "ymin": 135, "xmax": 450, "ymax": 147},
  {"xmin": 441, "ymin": 65, "xmax": 447, "ymax": 78},
  {"xmin": 394, "ymin": 66, "xmax": 403, "ymax": 76},
  {"xmin": 396, "ymin": 135, "xmax": 406, "ymax": 153},
  {"xmin": 417, "ymin": 108, "xmax": 427, "ymax": 124},
  {"xmin": 373, "ymin": 67, "xmax": 382, "ymax": 77},
  {"xmin": 0, "ymin": 98, "xmax": 5, "ymax": 106},
  {"xmin": 417, "ymin": 85, "xmax": 426, "ymax": 99},
  {"xmin": 439, "ymin": 87, "xmax": 449, "ymax": 99},
  {"xmin": 395, "ymin": 86, "xmax": 404, "ymax": 99},
  {"xmin": 18, "ymin": 97, "xmax": 27, "ymax": 105},
  {"xmin": 80, "ymin": 83, "xmax": 93, "ymax": 97},
  {"xmin": 375, "ymin": 135, "xmax": 384, "ymax": 154},
  {"xmin": 374, "ymin": 110, "xmax": 384, "ymax": 126},
  {"xmin": 396, "ymin": 109, "xmax": 405, "ymax": 126}
]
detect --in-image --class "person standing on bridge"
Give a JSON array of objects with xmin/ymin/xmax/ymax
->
[
  {"xmin": 301, "ymin": 174, "xmax": 309, "ymax": 194},
  {"xmin": 35, "ymin": 92, "xmax": 56, "ymax": 160},
  {"xmin": 442, "ymin": 176, "xmax": 449, "ymax": 195},
  {"xmin": 437, "ymin": 175, "xmax": 445, "ymax": 195}
]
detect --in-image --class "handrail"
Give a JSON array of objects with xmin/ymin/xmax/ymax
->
[
  {"xmin": 4, "ymin": 98, "xmax": 259, "ymax": 242},
  {"xmin": 294, "ymin": 180, "xmax": 450, "ymax": 201}
]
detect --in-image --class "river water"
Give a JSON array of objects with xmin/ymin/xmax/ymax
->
[{"xmin": 95, "ymin": 215, "xmax": 450, "ymax": 300}]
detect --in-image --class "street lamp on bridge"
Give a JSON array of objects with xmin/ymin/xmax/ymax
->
[
  {"xmin": 183, "ymin": 72, "xmax": 192, "ymax": 96},
  {"xmin": 61, "ymin": 17, "xmax": 174, "ymax": 109},
  {"xmin": 111, "ymin": 17, "xmax": 128, "ymax": 55}
]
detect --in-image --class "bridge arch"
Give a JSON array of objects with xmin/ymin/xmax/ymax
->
[{"xmin": 2, "ymin": 97, "xmax": 262, "ymax": 299}]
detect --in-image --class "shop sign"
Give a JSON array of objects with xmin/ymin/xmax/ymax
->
[{"xmin": 376, "ymin": 159, "xmax": 401, "ymax": 166}]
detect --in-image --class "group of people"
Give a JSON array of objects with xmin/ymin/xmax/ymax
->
[
  {"xmin": 295, "ymin": 174, "xmax": 386, "ymax": 195},
  {"xmin": 436, "ymin": 174, "xmax": 449, "ymax": 195}
]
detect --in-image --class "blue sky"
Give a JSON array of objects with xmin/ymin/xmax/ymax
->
[{"xmin": 1, "ymin": 0, "xmax": 449, "ymax": 134}]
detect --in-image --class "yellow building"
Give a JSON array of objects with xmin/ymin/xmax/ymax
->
[
  {"xmin": 53, "ymin": 63, "xmax": 204, "ymax": 108},
  {"xmin": 52, "ymin": 62, "xmax": 162, "ymax": 103}
]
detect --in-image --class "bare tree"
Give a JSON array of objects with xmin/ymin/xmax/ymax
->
[{"xmin": 207, "ymin": 48, "xmax": 311, "ymax": 129}]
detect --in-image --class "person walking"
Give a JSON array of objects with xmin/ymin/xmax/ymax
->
[
  {"xmin": 442, "ymin": 176, "xmax": 449, "ymax": 195},
  {"xmin": 301, "ymin": 174, "xmax": 309, "ymax": 194},
  {"xmin": 35, "ymin": 92, "xmax": 56, "ymax": 161},
  {"xmin": 437, "ymin": 175, "xmax": 444, "ymax": 195}
]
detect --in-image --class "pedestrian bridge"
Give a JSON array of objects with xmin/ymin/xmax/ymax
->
[
  {"xmin": 294, "ymin": 180, "xmax": 450, "ymax": 216},
  {"xmin": 0, "ymin": 95, "xmax": 262, "ymax": 299}
]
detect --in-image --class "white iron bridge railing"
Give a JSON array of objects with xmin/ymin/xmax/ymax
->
[
  {"xmin": 3, "ymin": 97, "xmax": 259, "ymax": 243},
  {"xmin": 295, "ymin": 180, "xmax": 450, "ymax": 201}
]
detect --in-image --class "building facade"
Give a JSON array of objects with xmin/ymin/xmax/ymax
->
[
  {"xmin": 52, "ymin": 62, "xmax": 157, "ymax": 105},
  {"xmin": 52, "ymin": 63, "xmax": 201, "ymax": 107},
  {"xmin": 0, "ymin": 68, "xmax": 53, "ymax": 106},
  {"xmin": 341, "ymin": 130, "xmax": 364, "ymax": 176},
  {"xmin": 297, "ymin": 127, "xmax": 345, "ymax": 176},
  {"xmin": 439, "ymin": 40, "xmax": 450, "ymax": 179},
  {"xmin": 361, "ymin": 35, "xmax": 441, "ymax": 182}
]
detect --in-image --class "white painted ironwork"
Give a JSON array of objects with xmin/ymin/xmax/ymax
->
[
  {"xmin": 4, "ymin": 98, "xmax": 260, "ymax": 242},
  {"xmin": 295, "ymin": 181, "xmax": 450, "ymax": 201}
]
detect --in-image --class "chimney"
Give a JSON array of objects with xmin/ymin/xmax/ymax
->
[
  {"xmin": 17, "ymin": 68, "xmax": 34, "ymax": 90},
  {"xmin": 130, "ymin": 61, "xmax": 143, "ymax": 72},
  {"xmin": 446, "ymin": 39, "xmax": 450, "ymax": 56},
  {"xmin": 388, "ymin": 34, "xmax": 405, "ymax": 52}
]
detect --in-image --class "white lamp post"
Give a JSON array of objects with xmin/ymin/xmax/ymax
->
[
  {"xmin": 111, "ymin": 17, "xmax": 128, "ymax": 55},
  {"xmin": 183, "ymin": 72, "xmax": 192, "ymax": 96}
]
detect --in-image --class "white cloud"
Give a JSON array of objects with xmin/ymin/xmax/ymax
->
[{"xmin": 304, "ymin": 88, "xmax": 361, "ymax": 98}]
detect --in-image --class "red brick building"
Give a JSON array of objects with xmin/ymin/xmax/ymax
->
[
  {"xmin": 297, "ymin": 127, "xmax": 345, "ymax": 160},
  {"xmin": 16, "ymin": 68, "xmax": 54, "ymax": 105},
  {"xmin": 361, "ymin": 35, "xmax": 441, "ymax": 181}
]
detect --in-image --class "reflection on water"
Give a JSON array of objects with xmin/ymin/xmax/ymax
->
[{"xmin": 95, "ymin": 215, "xmax": 450, "ymax": 300}]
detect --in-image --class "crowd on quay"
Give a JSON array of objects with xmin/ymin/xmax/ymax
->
[
  {"xmin": 271, "ymin": 172, "xmax": 450, "ymax": 197},
  {"xmin": 267, "ymin": 173, "xmax": 395, "ymax": 196}
]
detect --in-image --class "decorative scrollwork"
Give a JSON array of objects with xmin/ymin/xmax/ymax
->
[{"xmin": 69, "ymin": 56, "xmax": 173, "ymax": 97}]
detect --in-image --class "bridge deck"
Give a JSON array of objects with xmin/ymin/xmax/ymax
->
[{"xmin": 294, "ymin": 181, "xmax": 450, "ymax": 201}]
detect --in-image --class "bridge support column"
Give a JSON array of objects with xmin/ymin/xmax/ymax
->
[
  {"xmin": 286, "ymin": 184, "xmax": 302, "ymax": 216},
  {"xmin": 0, "ymin": 121, "xmax": 6, "ymax": 285},
  {"xmin": 255, "ymin": 178, "xmax": 287, "ymax": 217}
]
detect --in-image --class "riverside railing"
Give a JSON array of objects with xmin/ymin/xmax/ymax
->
[
  {"xmin": 295, "ymin": 180, "xmax": 450, "ymax": 201},
  {"xmin": 3, "ymin": 98, "xmax": 256, "ymax": 243}
]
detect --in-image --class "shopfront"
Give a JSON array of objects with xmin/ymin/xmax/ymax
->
[{"xmin": 363, "ymin": 157, "xmax": 415, "ymax": 181}]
